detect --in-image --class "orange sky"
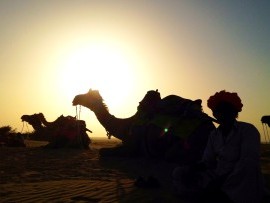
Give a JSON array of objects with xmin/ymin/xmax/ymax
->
[{"xmin": 1, "ymin": 1, "xmax": 270, "ymax": 142}]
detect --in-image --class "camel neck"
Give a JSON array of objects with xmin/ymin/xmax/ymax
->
[
  {"xmin": 94, "ymin": 106, "xmax": 111, "ymax": 122},
  {"xmin": 39, "ymin": 115, "xmax": 53, "ymax": 127},
  {"xmin": 92, "ymin": 104, "xmax": 117, "ymax": 134}
]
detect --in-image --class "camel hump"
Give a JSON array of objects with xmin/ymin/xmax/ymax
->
[
  {"xmin": 142, "ymin": 90, "xmax": 161, "ymax": 103},
  {"xmin": 157, "ymin": 95, "xmax": 202, "ymax": 115},
  {"xmin": 137, "ymin": 90, "xmax": 161, "ymax": 112}
]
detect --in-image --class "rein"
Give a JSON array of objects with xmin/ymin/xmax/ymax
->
[
  {"xmin": 21, "ymin": 121, "xmax": 29, "ymax": 133},
  {"xmin": 20, "ymin": 121, "xmax": 25, "ymax": 133},
  {"xmin": 75, "ymin": 105, "xmax": 83, "ymax": 146},
  {"xmin": 76, "ymin": 105, "xmax": 81, "ymax": 120}
]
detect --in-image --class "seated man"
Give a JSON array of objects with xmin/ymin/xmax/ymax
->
[{"xmin": 172, "ymin": 90, "xmax": 265, "ymax": 203}]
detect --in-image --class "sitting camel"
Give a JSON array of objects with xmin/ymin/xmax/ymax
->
[
  {"xmin": 21, "ymin": 113, "xmax": 68, "ymax": 141},
  {"xmin": 38, "ymin": 113, "xmax": 92, "ymax": 134},
  {"xmin": 72, "ymin": 89, "xmax": 161, "ymax": 142},
  {"xmin": 38, "ymin": 113, "xmax": 92, "ymax": 148},
  {"xmin": 73, "ymin": 89, "xmax": 216, "ymax": 164},
  {"xmin": 21, "ymin": 113, "xmax": 92, "ymax": 148}
]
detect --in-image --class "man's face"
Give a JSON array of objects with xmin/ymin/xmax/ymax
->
[{"xmin": 212, "ymin": 102, "xmax": 237, "ymax": 125}]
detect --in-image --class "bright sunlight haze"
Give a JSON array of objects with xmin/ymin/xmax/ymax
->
[{"xmin": 1, "ymin": 1, "xmax": 270, "ymax": 142}]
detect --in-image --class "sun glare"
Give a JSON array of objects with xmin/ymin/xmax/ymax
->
[{"xmin": 58, "ymin": 42, "xmax": 135, "ymax": 108}]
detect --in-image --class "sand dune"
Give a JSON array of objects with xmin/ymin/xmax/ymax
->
[
  {"xmin": 0, "ymin": 138, "xmax": 269, "ymax": 203},
  {"xmin": 0, "ymin": 138, "xmax": 182, "ymax": 203}
]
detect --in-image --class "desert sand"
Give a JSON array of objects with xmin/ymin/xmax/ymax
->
[{"xmin": 0, "ymin": 138, "xmax": 269, "ymax": 203}]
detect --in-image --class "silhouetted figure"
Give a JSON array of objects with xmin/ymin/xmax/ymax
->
[{"xmin": 172, "ymin": 90, "xmax": 265, "ymax": 203}]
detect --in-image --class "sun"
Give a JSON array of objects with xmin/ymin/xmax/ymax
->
[{"xmin": 57, "ymin": 42, "xmax": 135, "ymax": 108}]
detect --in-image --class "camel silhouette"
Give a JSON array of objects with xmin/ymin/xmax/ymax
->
[
  {"xmin": 261, "ymin": 116, "xmax": 270, "ymax": 127},
  {"xmin": 73, "ymin": 89, "xmax": 216, "ymax": 163},
  {"xmin": 261, "ymin": 115, "xmax": 270, "ymax": 143},
  {"xmin": 37, "ymin": 113, "xmax": 92, "ymax": 133},
  {"xmin": 72, "ymin": 89, "xmax": 160, "ymax": 142},
  {"xmin": 21, "ymin": 113, "xmax": 91, "ymax": 148},
  {"xmin": 21, "ymin": 113, "xmax": 44, "ymax": 132}
]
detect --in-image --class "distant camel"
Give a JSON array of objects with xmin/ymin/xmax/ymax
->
[
  {"xmin": 37, "ymin": 113, "xmax": 92, "ymax": 133},
  {"xmin": 37, "ymin": 113, "xmax": 92, "ymax": 148},
  {"xmin": 261, "ymin": 115, "xmax": 270, "ymax": 127},
  {"xmin": 21, "ymin": 113, "xmax": 64, "ymax": 141},
  {"xmin": 261, "ymin": 115, "xmax": 270, "ymax": 143},
  {"xmin": 73, "ymin": 89, "xmax": 216, "ymax": 163},
  {"xmin": 21, "ymin": 113, "xmax": 92, "ymax": 148}
]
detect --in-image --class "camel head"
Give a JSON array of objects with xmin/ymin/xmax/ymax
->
[
  {"xmin": 73, "ymin": 89, "xmax": 105, "ymax": 111},
  {"xmin": 21, "ymin": 113, "xmax": 42, "ymax": 123},
  {"xmin": 21, "ymin": 113, "xmax": 44, "ymax": 130},
  {"xmin": 21, "ymin": 115, "xmax": 29, "ymax": 122}
]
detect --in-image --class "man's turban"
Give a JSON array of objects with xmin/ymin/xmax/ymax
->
[{"xmin": 207, "ymin": 90, "xmax": 243, "ymax": 112}]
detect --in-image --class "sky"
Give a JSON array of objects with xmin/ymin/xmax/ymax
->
[{"xmin": 1, "ymin": 0, "xmax": 270, "ymax": 142}]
